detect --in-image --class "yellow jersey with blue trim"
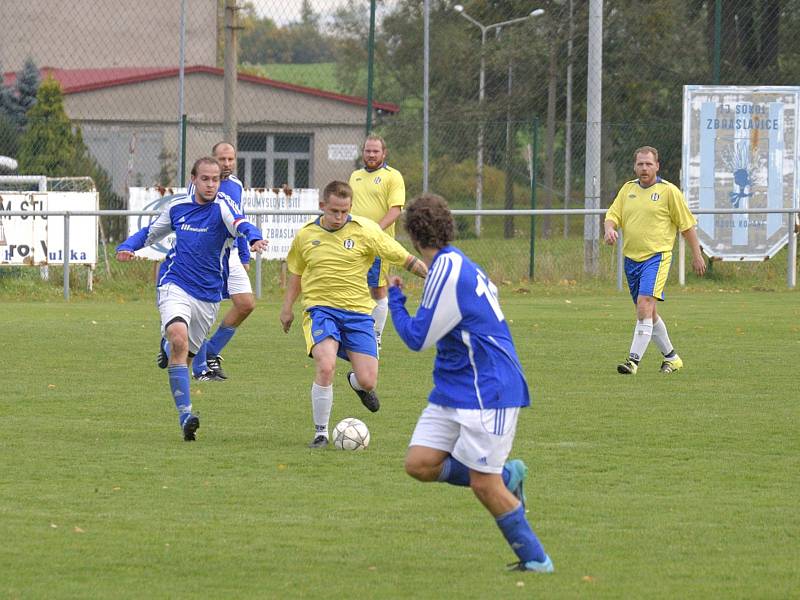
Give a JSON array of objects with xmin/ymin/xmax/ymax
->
[
  {"xmin": 348, "ymin": 164, "xmax": 406, "ymax": 238},
  {"xmin": 605, "ymin": 177, "xmax": 697, "ymax": 262},
  {"xmin": 287, "ymin": 214, "xmax": 411, "ymax": 314}
]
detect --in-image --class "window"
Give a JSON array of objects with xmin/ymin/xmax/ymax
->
[{"xmin": 236, "ymin": 132, "xmax": 313, "ymax": 189}]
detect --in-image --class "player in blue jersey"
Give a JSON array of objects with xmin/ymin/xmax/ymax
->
[
  {"xmin": 186, "ymin": 142, "xmax": 256, "ymax": 381},
  {"xmin": 387, "ymin": 194, "xmax": 553, "ymax": 573},
  {"xmin": 116, "ymin": 157, "xmax": 267, "ymax": 441}
]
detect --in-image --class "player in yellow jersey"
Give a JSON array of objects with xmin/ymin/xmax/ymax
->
[
  {"xmin": 348, "ymin": 135, "xmax": 406, "ymax": 350},
  {"xmin": 280, "ymin": 180, "xmax": 427, "ymax": 448},
  {"xmin": 604, "ymin": 146, "xmax": 706, "ymax": 375}
]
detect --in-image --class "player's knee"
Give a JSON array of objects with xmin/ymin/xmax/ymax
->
[
  {"xmin": 355, "ymin": 371, "xmax": 377, "ymax": 391},
  {"xmin": 468, "ymin": 476, "xmax": 495, "ymax": 502},
  {"xmin": 315, "ymin": 361, "xmax": 336, "ymax": 384},
  {"xmin": 233, "ymin": 294, "xmax": 256, "ymax": 316},
  {"xmin": 404, "ymin": 456, "xmax": 428, "ymax": 481}
]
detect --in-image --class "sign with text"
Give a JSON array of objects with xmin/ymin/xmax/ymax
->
[
  {"xmin": 127, "ymin": 187, "xmax": 319, "ymax": 261},
  {"xmin": 682, "ymin": 85, "xmax": 799, "ymax": 260},
  {"xmin": 0, "ymin": 192, "xmax": 98, "ymax": 265}
]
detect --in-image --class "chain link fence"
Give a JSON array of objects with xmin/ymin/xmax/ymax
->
[{"xmin": 1, "ymin": 0, "xmax": 797, "ymax": 291}]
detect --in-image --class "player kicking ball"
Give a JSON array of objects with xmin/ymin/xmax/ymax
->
[{"xmin": 388, "ymin": 194, "xmax": 553, "ymax": 573}]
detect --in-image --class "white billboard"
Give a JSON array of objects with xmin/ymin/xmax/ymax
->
[
  {"xmin": 682, "ymin": 85, "xmax": 799, "ymax": 260},
  {"xmin": 0, "ymin": 192, "xmax": 98, "ymax": 265},
  {"xmin": 127, "ymin": 187, "xmax": 319, "ymax": 261}
]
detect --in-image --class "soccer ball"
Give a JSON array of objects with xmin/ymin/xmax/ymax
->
[{"xmin": 332, "ymin": 417, "xmax": 370, "ymax": 451}]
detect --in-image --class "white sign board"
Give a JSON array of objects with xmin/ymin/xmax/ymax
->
[
  {"xmin": 0, "ymin": 192, "xmax": 98, "ymax": 265},
  {"xmin": 127, "ymin": 187, "xmax": 319, "ymax": 261},
  {"xmin": 327, "ymin": 144, "xmax": 358, "ymax": 161},
  {"xmin": 682, "ymin": 85, "xmax": 799, "ymax": 260}
]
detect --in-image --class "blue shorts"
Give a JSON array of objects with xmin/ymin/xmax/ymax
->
[
  {"xmin": 302, "ymin": 305, "xmax": 377, "ymax": 360},
  {"xmin": 367, "ymin": 256, "xmax": 386, "ymax": 288},
  {"xmin": 624, "ymin": 252, "xmax": 672, "ymax": 303}
]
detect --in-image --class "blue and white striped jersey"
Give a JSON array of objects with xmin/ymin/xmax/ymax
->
[
  {"xmin": 188, "ymin": 174, "xmax": 250, "ymax": 264},
  {"xmin": 388, "ymin": 246, "xmax": 530, "ymax": 410},
  {"xmin": 117, "ymin": 192, "xmax": 262, "ymax": 302}
]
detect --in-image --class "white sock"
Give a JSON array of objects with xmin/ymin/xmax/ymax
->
[
  {"xmin": 372, "ymin": 297, "xmax": 388, "ymax": 337},
  {"xmin": 628, "ymin": 318, "xmax": 653, "ymax": 362},
  {"xmin": 651, "ymin": 317, "xmax": 675, "ymax": 356},
  {"xmin": 311, "ymin": 383, "xmax": 333, "ymax": 436},
  {"xmin": 349, "ymin": 371, "xmax": 365, "ymax": 391}
]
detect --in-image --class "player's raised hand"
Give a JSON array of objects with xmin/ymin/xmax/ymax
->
[{"xmin": 116, "ymin": 250, "xmax": 136, "ymax": 262}]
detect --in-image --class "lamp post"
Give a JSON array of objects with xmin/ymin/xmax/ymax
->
[{"xmin": 454, "ymin": 5, "xmax": 544, "ymax": 236}]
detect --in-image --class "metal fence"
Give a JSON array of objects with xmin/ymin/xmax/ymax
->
[
  {"xmin": 2, "ymin": 1, "xmax": 797, "ymax": 246},
  {"xmin": 1, "ymin": 207, "xmax": 796, "ymax": 300}
]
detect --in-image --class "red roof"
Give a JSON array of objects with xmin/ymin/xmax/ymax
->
[{"xmin": 3, "ymin": 65, "xmax": 400, "ymax": 113}]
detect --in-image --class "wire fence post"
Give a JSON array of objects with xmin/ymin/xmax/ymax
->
[
  {"xmin": 63, "ymin": 213, "xmax": 70, "ymax": 301},
  {"xmin": 528, "ymin": 117, "xmax": 539, "ymax": 279}
]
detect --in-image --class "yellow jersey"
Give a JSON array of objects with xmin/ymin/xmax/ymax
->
[
  {"xmin": 287, "ymin": 214, "xmax": 411, "ymax": 314},
  {"xmin": 605, "ymin": 177, "xmax": 697, "ymax": 262},
  {"xmin": 348, "ymin": 164, "xmax": 406, "ymax": 238}
]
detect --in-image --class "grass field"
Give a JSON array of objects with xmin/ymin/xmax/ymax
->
[{"xmin": 2, "ymin": 289, "xmax": 799, "ymax": 598}]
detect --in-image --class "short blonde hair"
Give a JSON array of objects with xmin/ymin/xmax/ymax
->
[{"xmin": 634, "ymin": 146, "xmax": 659, "ymax": 163}]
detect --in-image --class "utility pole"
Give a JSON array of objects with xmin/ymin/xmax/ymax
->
[
  {"xmin": 223, "ymin": 0, "xmax": 239, "ymax": 145},
  {"xmin": 583, "ymin": 0, "xmax": 603, "ymax": 275}
]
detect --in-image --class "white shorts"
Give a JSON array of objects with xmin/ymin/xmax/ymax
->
[
  {"xmin": 227, "ymin": 251, "xmax": 253, "ymax": 296},
  {"xmin": 156, "ymin": 283, "xmax": 219, "ymax": 354},
  {"xmin": 409, "ymin": 403, "xmax": 520, "ymax": 474}
]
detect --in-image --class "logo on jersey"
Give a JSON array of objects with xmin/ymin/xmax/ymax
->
[
  {"xmin": 178, "ymin": 216, "xmax": 186, "ymax": 223},
  {"xmin": 311, "ymin": 240, "xmax": 321, "ymax": 246},
  {"xmin": 628, "ymin": 194, "xmax": 637, "ymax": 199},
  {"xmin": 180, "ymin": 224, "xmax": 209, "ymax": 233},
  {"xmin": 343, "ymin": 238, "xmax": 355, "ymax": 250},
  {"xmin": 373, "ymin": 176, "xmax": 382, "ymax": 184},
  {"xmin": 650, "ymin": 193, "xmax": 660, "ymax": 201}
]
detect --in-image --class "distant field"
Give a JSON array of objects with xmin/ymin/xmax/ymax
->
[
  {"xmin": 2, "ymin": 291, "xmax": 798, "ymax": 597},
  {"xmin": 242, "ymin": 62, "xmax": 343, "ymax": 93}
]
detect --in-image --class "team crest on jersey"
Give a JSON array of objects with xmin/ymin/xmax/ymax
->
[
  {"xmin": 373, "ymin": 176, "xmax": 382, "ymax": 184},
  {"xmin": 343, "ymin": 238, "xmax": 355, "ymax": 250},
  {"xmin": 650, "ymin": 193, "xmax": 660, "ymax": 201}
]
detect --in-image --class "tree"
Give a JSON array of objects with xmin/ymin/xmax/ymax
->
[
  {"xmin": 18, "ymin": 76, "xmax": 75, "ymax": 176},
  {"xmin": 4, "ymin": 57, "xmax": 40, "ymax": 130}
]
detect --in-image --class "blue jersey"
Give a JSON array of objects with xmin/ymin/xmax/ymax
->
[
  {"xmin": 189, "ymin": 175, "xmax": 250, "ymax": 264},
  {"xmin": 388, "ymin": 246, "xmax": 530, "ymax": 410},
  {"xmin": 117, "ymin": 192, "xmax": 262, "ymax": 302}
]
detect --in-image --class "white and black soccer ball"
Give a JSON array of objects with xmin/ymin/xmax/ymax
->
[{"xmin": 332, "ymin": 417, "xmax": 370, "ymax": 451}]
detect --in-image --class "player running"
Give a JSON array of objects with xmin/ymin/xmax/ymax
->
[
  {"xmin": 117, "ymin": 157, "xmax": 267, "ymax": 441},
  {"xmin": 388, "ymin": 193, "xmax": 553, "ymax": 573}
]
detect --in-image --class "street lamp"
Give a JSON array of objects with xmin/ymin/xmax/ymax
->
[{"xmin": 454, "ymin": 5, "xmax": 544, "ymax": 236}]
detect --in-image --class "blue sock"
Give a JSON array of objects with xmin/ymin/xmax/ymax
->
[
  {"xmin": 207, "ymin": 325, "xmax": 236, "ymax": 357},
  {"xmin": 168, "ymin": 365, "xmax": 192, "ymax": 425},
  {"xmin": 193, "ymin": 340, "xmax": 209, "ymax": 376},
  {"xmin": 496, "ymin": 504, "xmax": 547, "ymax": 563},
  {"xmin": 437, "ymin": 456, "xmax": 471, "ymax": 487}
]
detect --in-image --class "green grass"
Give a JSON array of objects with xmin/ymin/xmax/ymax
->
[
  {"xmin": 241, "ymin": 62, "xmax": 342, "ymax": 93},
  {"xmin": 2, "ymin": 290, "xmax": 799, "ymax": 598}
]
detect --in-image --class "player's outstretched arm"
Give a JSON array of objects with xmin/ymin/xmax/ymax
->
[{"xmin": 280, "ymin": 273, "xmax": 301, "ymax": 333}]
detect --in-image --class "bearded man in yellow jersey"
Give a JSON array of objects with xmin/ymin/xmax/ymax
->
[
  {"xmin": 348, "ymin": 135, "xmax": 406, "ymax": 350},
  {"xmin": 280, "ymin": 181, "xmax": 427, "ymax": 448},
  {"xmin": 604, "ymin": 146, "xmax": 706, "ymax": 375}
]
